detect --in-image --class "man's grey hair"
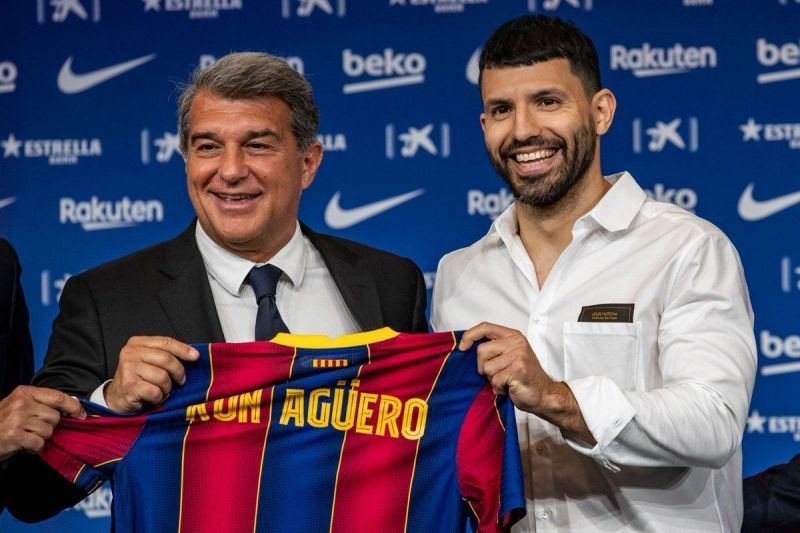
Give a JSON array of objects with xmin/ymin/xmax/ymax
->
[{"xmin": 177, "ymin": 52, "xmax": 319, "ymax": 153}]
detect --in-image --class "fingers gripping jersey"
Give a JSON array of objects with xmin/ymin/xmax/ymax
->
[{"xmin": 40, "ymin": 329, "xmax": 525, "ymax": 533}]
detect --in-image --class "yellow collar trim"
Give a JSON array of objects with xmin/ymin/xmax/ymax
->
[{"xmin": 270, "ymin": 327, "xmax": 399, "ymax": 348}]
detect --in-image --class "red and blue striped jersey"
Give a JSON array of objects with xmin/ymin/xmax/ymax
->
[{"xmin": 40, "ymin": 329, "xmax": 525, "ymax": 532}]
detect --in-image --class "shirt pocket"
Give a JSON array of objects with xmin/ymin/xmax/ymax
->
[{"xmin": 562, "ymin": 321, "xmax": 643, "ymax": 391}]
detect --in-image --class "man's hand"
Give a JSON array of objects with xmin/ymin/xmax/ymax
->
[
  {"xmin": 460, "ymin": 322, "xmax": 596, "ymax": 445},
  {"xmin": 0, "ymin": 385, "xmax": 86, "ymax": 462},
  {"xmin": 105, "ymin": 336, "xmax": 199, "ymax": 413}
]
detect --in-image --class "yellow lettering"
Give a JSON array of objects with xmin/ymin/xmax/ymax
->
[
  {"xmin": 331, "ymin": 387, "xmax": 357, "ymax": 431},
  {"xmin": 308, "ymin": 388, "xmax": 332, "ymax": 428},
  {"xmin": 401, "ymin": 398, "xmax": 428, "ymax": 440},
  {"xmin": 355, "ymin": 392, "xmax": 378, "ymax": 435},
  {"xmin": 213, "ymin": 396, "xmax": 238, "ymax": 422},
  {"xmin": 375, "ymin": 395, "xmax": 402, "ymax": 438},
  {"xmin": 280, "ymin": 388, "xmax": 305, "ymax": 427},
  {"xmin": 185, "ymin": 403, "xmax": 210, "ymax": 423},
  {"xmin": 238, "ymin": 389, "xmax": 262, "ymax": 423}
]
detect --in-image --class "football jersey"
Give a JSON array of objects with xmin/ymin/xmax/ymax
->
[{"xmin": 40, "ymin": 329, "xmax": 525, "ymax": 533}]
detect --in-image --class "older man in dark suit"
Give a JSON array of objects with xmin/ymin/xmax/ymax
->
[{"xmin": 33, "ymin": 52, "xmax": 428, "ymax": 413}]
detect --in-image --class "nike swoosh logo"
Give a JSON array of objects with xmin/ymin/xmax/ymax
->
[
  {"xmin": 465, "ymin": 47, "xmax": 481, "ymax": 85},
  {"xmin": 738, "ymin": 183, "xmax": 800, "ymax": 221},
  {"xmin": 324, "ymin": 189, "xmax": 425, "ymax": 229},
  {"xmin": 58, "ymin": 54, "xmax": 157, "ymax": 94},
  {"xmin": 0, "ymin": 196, "xmax": 16, "ymax": 209}
]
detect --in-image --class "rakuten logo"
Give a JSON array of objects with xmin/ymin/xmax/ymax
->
[
  {"xmin": 342, "ymin": 48, "xmax": 426, "ymax": 94},
  {"xmin": 760, "ymin": 330, "xmax": 800, "ymax": 376},
  {"xmin": 60, "ymin": 196, "xmax": 164, "ymax": 231},
  {"xmin": 467, "ymin": 188, "xmax": 514, "ymax": 220},
  {"xmin": 756, "ymin": 38, "xmax": 800, "ymax": 83},
  {"xmin": 610, "ymin": 43, "xmax": 716, "ymax": 77}
]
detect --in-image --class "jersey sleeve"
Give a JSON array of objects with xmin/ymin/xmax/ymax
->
[
  {"xmin": 39, "ymin": 400, "xmax": 148, "ymax": 493},
  {"xmin": 457, "ymin": 383, "xmax": 526, "ymax": 532}
]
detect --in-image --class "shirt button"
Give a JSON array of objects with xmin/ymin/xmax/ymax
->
[
  {"xmin": 538, "ymin": 510, "xmax": 551, "ymax": 520},
  {"xmin": 536, "ymin": 444, "xmax": 545, "ymax": 454},
  {"xmin": 531, "ymin": 315, "xmax": 541, "ymax": 323}
]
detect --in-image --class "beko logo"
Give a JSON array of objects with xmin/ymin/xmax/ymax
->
[
  {"xmin": 756, "ymin": 37, "xmax": 800, "ymax": 83},
  {"xmin": 60, "ymin": 196, "xmax": 164, "ymax": 230},
  {"xmin": 643, "ymin": 183, "xmax": 697, "ymax": 212},
  {"xmin": 610, "ymin": 43, "xmax": 717, "ymax": 77},
  {"xmin": 0, "ymin": 61, "xmax": 17, "ymax": 93},
  {"xmin": 342, "ymin": 48, "xmax": 427, "ymax": 94},
  {"xmin": 760, "ymin": 330, "xmax": 800, "ymax": 376}
]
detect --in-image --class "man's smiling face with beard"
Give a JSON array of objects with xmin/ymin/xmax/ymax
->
[{"xmin": 480, "ymin": 59, "xmax": 598, "ymax": 208}]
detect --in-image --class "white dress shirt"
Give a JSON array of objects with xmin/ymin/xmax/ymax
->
[
  {"xmin": 431, "ymin": 172, "xmax": 757, "ymax": 532},
  {"xmin": 195, "ymin": 221, "xmax": 359, "ymax": 341},
  {"xmin": 90, "ymin": 221, "xmax": 359, "ymax": 405}
]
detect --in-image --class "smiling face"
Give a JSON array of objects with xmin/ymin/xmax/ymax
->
[
  {"xmin": 185, "ymin": 91, "xmax": 322, "ymax": 262},
  {"xmin": 480, "ymin": 59, "xmax": 604, "ymax": 208}
]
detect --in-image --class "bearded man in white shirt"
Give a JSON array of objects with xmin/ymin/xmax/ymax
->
[{"xmin": 431, "ymin": 15, "xmax": 756, "ymax": 532}]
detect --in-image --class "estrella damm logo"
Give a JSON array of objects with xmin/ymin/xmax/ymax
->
[{"xmin": 279, "ymin": 380, "xmax": 428, "ymax": 440}]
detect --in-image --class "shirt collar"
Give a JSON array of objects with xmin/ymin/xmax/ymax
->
[
  {"xmin": 195, "ymin": 221, "xmax": 306, "ymax": 297},
  {"xmin": 490, "ymin": 171, "xmax": 646, "ymax": 245},
  {"xmin": 584, "ymin": 171, "xmax": 647, "ymax": 232},
  {"xmin": 491, "ymin": 201, "xmax": 520, "ymax": 250}
]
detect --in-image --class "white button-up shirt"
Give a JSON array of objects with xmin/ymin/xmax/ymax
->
[
  {"xmin": 431, "ymin": 172, "xmax": 757, "ymax": 532},
  {"xmin": 195, "ymin": 221, "xmax": 359, "ymax": 340}
]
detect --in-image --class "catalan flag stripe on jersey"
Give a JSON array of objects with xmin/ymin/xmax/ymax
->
[{"xmin": 39, "ymin": 329, "xmax": 525, "ymax": 533}]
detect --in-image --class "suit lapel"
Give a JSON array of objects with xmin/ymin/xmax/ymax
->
[
  {"xmin": 302, "ymin": 223, "xmax": 383, "ymax": 332},
  {"xmin": 157, "ymin": 222, "xmax": 225, "ymax": 343}
]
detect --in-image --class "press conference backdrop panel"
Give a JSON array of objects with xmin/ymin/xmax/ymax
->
[{"xmin": 1, "ymin": 1, "xmax": 798, "ymax": 530}]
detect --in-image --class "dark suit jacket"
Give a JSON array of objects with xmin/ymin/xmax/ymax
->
[
  {"xmin": 0, "ymin": 239, "xmax": 34, "ymax": 398},
  {"xmin": 32, "ymin": 221, "xmax": 428, "ymax": 396},
  {"xmin": 0, "ymin": 239, "xmax": 35, "ymax": 515},
  {"xmin": 743, "ymin": 453, "xmax": 800, "ymax": 532}
]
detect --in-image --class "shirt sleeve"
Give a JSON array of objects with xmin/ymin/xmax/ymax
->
[
  {"xmin": 457, "ymin": 383, "xmax": 526, "ymax": 532},
  {"xmin": 39, "ymin": 401, "xmax": 147, "ymax": 493},
  {"xmin": 565, "ymin": 233, "xmax": 757, "ymax": 470}
]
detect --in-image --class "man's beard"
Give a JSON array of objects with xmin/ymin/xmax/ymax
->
[{"xmin": 488, "ymin": 120, "xmax": 597, "ymax": 208}]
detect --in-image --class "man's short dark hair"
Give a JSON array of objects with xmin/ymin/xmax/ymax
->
[{"xmin": 479, "ymin": 15, "xmax": 601, "ymax": 97}]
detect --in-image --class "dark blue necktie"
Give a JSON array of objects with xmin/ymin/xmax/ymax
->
[{"xmin": 247, "ymin": 264, "xmax": 289, "ymax": 341}]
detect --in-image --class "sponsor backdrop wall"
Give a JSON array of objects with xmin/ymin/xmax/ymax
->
[{"xmin": 1, "ymin": 0, "xmax": 798, "ymax": 530}]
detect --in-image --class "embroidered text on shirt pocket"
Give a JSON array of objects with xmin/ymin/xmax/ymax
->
[{"xmin": 562, "ymin": 321, "xmax": 643, "ymax": 391}]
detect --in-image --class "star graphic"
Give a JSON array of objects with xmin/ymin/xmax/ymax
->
[
  {"xmin": 143, "ymin": 0, "xmax": 161, "ymax": 11},
  {"xmin": 1, "ymin": 133, "xmax": 22, "ymax": 158},
  {"xmin": 740, "ymin": 117, "xmax": 763, "ymax": 142},
  {"xmin": 746, "ymin": 410, "xmax": 767, "ymax": 433}
]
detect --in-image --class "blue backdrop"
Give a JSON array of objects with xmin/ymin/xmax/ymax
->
[{"xmin": 1, "ymin": 0, "xmax": 799, "ymax": 530}]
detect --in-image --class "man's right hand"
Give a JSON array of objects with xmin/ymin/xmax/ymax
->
[
  {"xmin": 105, "ymin": 336, "xmax": 199, "ymax": 413},
  {"xmin": 0, "ymin": 386, "xmax": 85, "ymax": 462}
]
